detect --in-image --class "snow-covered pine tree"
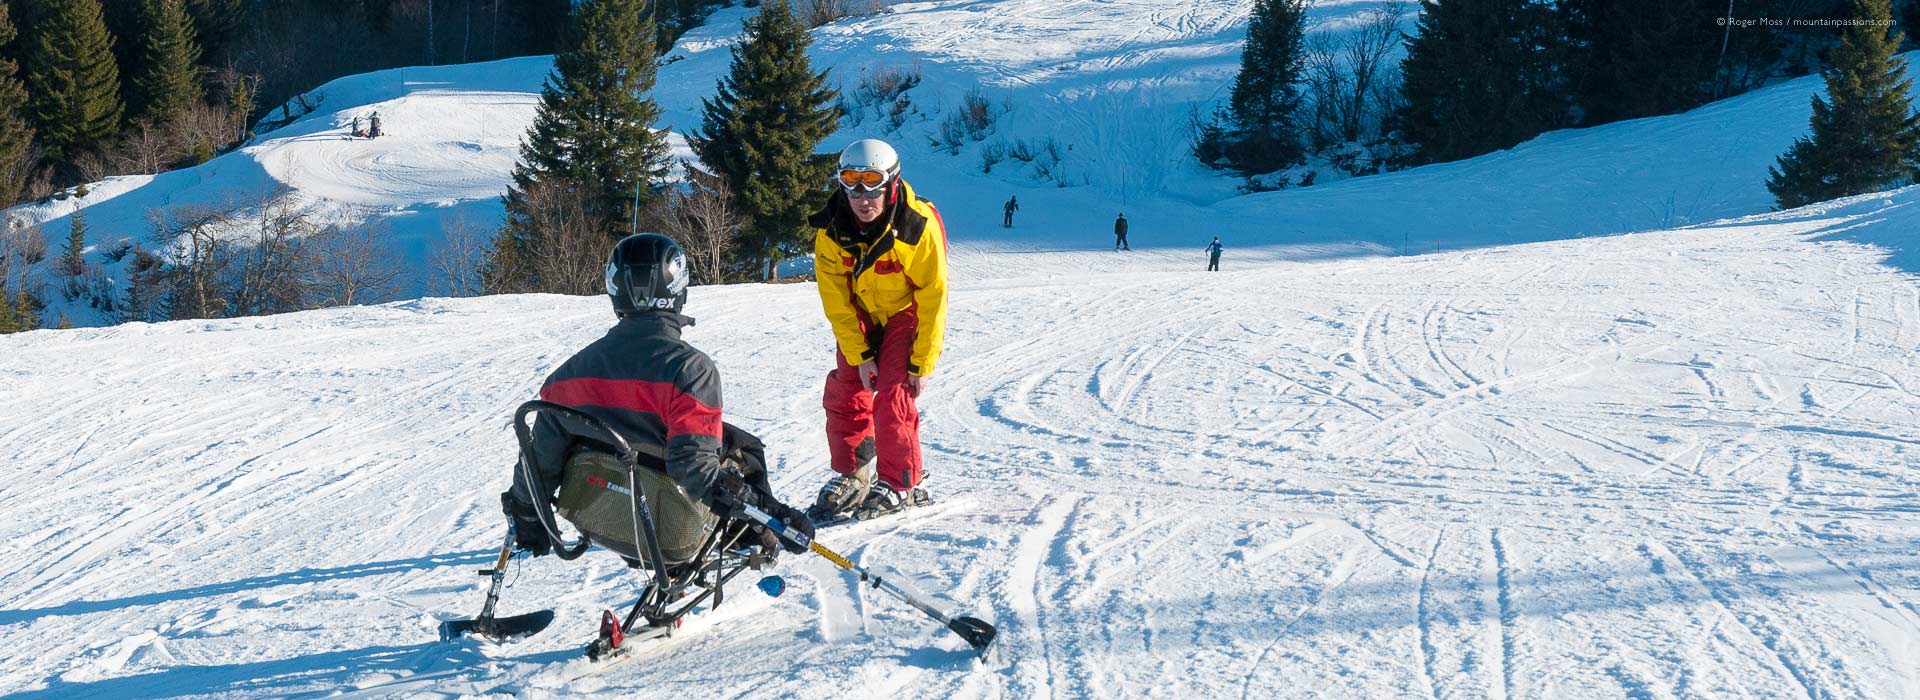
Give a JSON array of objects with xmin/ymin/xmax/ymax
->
[
  {"xmin": 690, "ymin": 0, "xmax": 840, "ymax": 278},
  {"xmin": 1767, "ymin": 0, "xmax": 1920, "ymax": 208}
]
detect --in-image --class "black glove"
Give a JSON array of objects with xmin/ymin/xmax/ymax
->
[
  {"xmin": 706, "ymin": 473, "xmax": 812, "ymax": 554},
  {"xmin": 500, "ymin": 491, "xmax": 551, "ymax": 557},
  {"xmin": 705, "ymin": 471, "xmax": 759, "ymax": 518},
  {"xmin": 762, "ymin": 501, "xmax": 814, "ymax": 555}
]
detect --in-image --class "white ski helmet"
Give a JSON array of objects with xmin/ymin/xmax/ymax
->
[{"xmin": 836, "ymin": 139, "xmax": 901, "ymax": 195}]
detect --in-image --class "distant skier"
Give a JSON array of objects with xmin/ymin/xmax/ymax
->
[
  {"xmin": 808, "ymin": 139, "xmax": 949, "ymax": 521},
  {"xmin": 503, "ymin": 233, "xmax": 813, "ymax": 559},
  {"xmin": 350, "ymin": 116, "xmax": 363, "ymax": 139},
  {"xmin": 1206, "ymin": 236, "xmax": 1223, "ymax": 271},
  {"xmin": 1003, "ymin": 195, "xmax": 1019, "ymax": 228},
  {"xmin": 368, "ymin": 112, "xmax": 383, "ymax": 138},
  {"xmin": 1114, "ymin": 213, "xmax": 1129, "ymax": 251}
]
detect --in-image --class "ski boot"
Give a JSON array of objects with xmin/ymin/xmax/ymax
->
[
  {"xmin": 808, "ymin": 438, "xmax": 876, "ymax": 522},
  {"xmin": 853, "ymin": 481, "xmax": 931, "ymax": 521}
]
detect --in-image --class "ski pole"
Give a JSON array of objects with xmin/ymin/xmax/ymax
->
[
  {"xmin": 440, "ymin": 524, "xmax": 555, "ymax": 641},
  {"xmin": 738, "ymin": 504, "xmax": 997, "ymax": 655}
]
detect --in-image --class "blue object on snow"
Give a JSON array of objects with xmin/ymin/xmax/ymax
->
[{"xmin": 757, "ymin": 575, "xmax": 787, "ymax": 598}]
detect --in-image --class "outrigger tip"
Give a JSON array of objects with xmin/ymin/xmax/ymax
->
[
  {"xmin": 949, "ymin": 616, "xmax": 997, "ymax": 655},
  {"xmin": 441, "ymin": 609, "xmax": 556, "ymax": 643}
]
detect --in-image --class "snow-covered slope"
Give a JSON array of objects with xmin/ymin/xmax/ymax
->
[
  {"xmin": 4, "ymin": 183, "xmax": 1920, "ymax": 698},
  {"xmin": 4, "ymin": 57, "xmax": 553, "ymax": 307},
  {"xmin": 7, "ymin": 1, "xmax": 1898, "ymax": 326}
]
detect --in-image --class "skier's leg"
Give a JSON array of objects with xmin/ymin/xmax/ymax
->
[
  {"xmin": 814, "ymin": 355, "xmax": 879, "ymax": 517},
  {"xmin": 822, "ymin": 355, "xmax": 874, "ymax": 476},
  {"xmin": 870, "ymin": 311, "xmax": 923, "ymax": 491}
]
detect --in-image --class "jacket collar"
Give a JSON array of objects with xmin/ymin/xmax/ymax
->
[{"xmin": 611, "ymin": 311, "xmax": 694, "ymax": 338}]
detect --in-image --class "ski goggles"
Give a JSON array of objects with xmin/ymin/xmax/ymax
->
[{"xmin": 837, "ymin": 168, "xmax": 891, "ymax": 198}]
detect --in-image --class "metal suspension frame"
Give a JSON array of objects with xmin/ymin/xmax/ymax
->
[{"xmin": 512, "ymin": 400, "xmax": 768, "ymax": 644}]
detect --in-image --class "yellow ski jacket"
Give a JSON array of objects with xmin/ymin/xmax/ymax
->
[{"xmin": 809, "ymin": 180, "xmax": 950, "ymax": 376}]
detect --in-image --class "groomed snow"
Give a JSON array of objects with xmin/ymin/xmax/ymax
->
[
  {"xmin": 4, "ymin": 1, "xmax": 1920, "ymax": 697},
  {"xmin": 3, "ymin": 185, "xmax": 1919, "ymax": 697}
]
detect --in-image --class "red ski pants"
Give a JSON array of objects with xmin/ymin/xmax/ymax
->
[{"xmin": 823, "ymin": 309, "xmax": 922, "ymax": 490}]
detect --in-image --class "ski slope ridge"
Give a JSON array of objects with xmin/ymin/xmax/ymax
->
[
  {"xmin": 4, "ymin": 0, "xmax": 1903, "ymax": 326},
  {"xmin": 3, "ymin": 183, "xmax": 1919, "ymax": 698}
]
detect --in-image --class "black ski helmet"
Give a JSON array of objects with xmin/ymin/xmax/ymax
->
[{"xmin": 605, "ymin": 233, "xmax": 690, "ymax": 315}]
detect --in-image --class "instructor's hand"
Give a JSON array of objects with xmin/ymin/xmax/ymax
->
[
  {"xmin": 858, "ymin": 361, "xmax": 878, "ymax": 391},
  {"xmin": 906, "ymin": 373, "xmax": 928, "ymax": 398}
]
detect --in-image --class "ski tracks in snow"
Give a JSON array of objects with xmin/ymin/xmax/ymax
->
[
  {"xmin": 1001, "ymin": 498, "xmax": 1077, "ymax": 700},
  {"xmin": 6, "ymin": 216, "xmax": 1920, "ymax": 697}
]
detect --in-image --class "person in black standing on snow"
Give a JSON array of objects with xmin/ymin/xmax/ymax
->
[
  {"xmin": 1206, "ymin": 236, "xmax": 1223, "ymax": 271},
  {"xmin": 369, "ymin": 112, "xmax": 383, "ymax": 138},
  {"xmin": 1003, "ymin": 196, "xmax": 1019, "ymax": 228},
  {"xmin": 1114, "ymin": 213, "xmax": 1130, "ymax": 251}
]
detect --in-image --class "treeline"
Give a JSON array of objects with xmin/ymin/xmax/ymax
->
[
  {"xmin": 0, "ymin": 0, "xmax": 740, "ymax": 208},
  {"xmin": 1200, "ymin": 0, "xmax": 1908, "ymax": 189}
]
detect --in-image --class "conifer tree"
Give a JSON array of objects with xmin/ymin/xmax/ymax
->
[
  {"xmin": 1561, "ymin": 0, "xmax": 1723, "ymax": 125},
  {"xmin": 127, "ymin": 0, "xmax": 204, "ymax": 126},
  {"xmin": 1768, "ymin": 0, "xmax": 1920, "ymax": 208},
  {"xmin": 185, "ymin": 0, "xmax": 242, "ymax": 57},
  {"xmin": 56, "ymin": 312, "xmax": 72, "ymax": 329},
  {"xmin": 690, "ymin": 0, "xmax": 839, "ymax": 274},
  {"xmin": 227, "ymin": 72, "xmax": 253, "ymax": 143},
  {"xmin": 1905, "ymin": 0, "xmax": 1920, "ymax": 46},
  {"xmin": 1219, "ymin": 0, "xmax": 1308, "ymax": 174},
  {"xmin": 493, "ymin": 0, "xmax": 670, "ymax": 293},
  {"xmin": 14, "ymin": 285, "xmax": 37, "ymax": 331},
  {"xmin": 0, "ymin": 2, "xmax": 34, "ymax": 206},
  {"xmin": 0, "ymin": 286, "xmax": 15, "ymax": 333},
  {"xmin": 25, "ymin": 0, "xmax": 124, "ymax": 165},
  {"xmin": 26, "ymin": 0, "xmax": 124, "ymax": 162},
  {"xmin": 1397, "ymin": 0, "xmax": 1564, "ymax": 165},
  {"xmin": 505, "ymin": 0, "xmax": 670, "ymax": 227},
  {"xmin": 63, "ymin": 211, "xmax": 89, "ymax": 277}
]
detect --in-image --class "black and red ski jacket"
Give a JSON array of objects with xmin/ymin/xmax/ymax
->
[{"xmin": 509, "ymin": 312, "xmax": 730, "ymax": 509}]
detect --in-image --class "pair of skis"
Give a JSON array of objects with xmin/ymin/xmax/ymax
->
[{"xmin": 439, "ymin": 508, "xmax": 996, "ymax": 657}]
